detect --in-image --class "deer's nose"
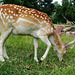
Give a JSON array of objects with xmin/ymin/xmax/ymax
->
[
  {"xmin": 61, "ymin": 30, "xmax": 64, "ymax": 32},
  {"xmin": 62, "ymin": 59, "xmax": 64, "ymax": 62}
]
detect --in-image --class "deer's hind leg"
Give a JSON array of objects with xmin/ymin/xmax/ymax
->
[{"xmin": 0, "ymin": 27, "xmax": 12, "ymax": 62}]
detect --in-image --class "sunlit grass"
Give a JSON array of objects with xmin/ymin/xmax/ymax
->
[{"xmin": 0, "ymin": 34, "xmax": 75, "ymax": 75}]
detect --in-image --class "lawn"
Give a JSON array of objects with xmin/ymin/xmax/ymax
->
[{"xmin": 0, "ymin": 34, "xmax": 75, "ymax": 75}]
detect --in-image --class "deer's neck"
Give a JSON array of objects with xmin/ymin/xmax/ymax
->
[{"xmin": 49, "ymin": 30, "xmax": 63, "ymax": 51}]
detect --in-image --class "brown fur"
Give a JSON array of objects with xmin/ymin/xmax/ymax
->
[
  {"xmin": 53, "ymin": 30, "xmax": 63, "ymax": 50},
  {"xmin": 0, "ymin": 4, "xmax": 55, "ymax": 29}
]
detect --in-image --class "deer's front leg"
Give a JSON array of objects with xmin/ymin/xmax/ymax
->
[
  {"xmin": 3, "ymin": 44, "xmax": 9, "ymax": 59},
  {"xmin": 33, "ymin": 38, "xmax": 38, "ymax": 62},
  {"xmin": 38, "ymin": 35, "xmax": 51, "ymax": 62}
]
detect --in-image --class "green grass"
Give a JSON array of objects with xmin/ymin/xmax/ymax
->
[{"xmin": 0, "ymin": 34, "xmax": 75, "ymax": 75}]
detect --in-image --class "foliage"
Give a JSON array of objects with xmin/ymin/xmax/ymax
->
[
  {"xmin": 62, "ymin": 0, "xmax": 75, "ymax": 21},
  {"xmin": 51, "ymin": 0, "xmax": 75, "ymax": 23},
  {"xmin": 0, "ymin": 34, "xmax": 75, "ymax": 75},
  {"xmin": 51, "ymin": 2, "xmax": 65, "ymax": 23}
]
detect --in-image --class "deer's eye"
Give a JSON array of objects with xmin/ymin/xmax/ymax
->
[{"xmin": 64, "ymin": 51, "xmax": 67, "ymax": 53}]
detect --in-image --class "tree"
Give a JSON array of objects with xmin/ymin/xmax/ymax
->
[
  {"xmin": 51, "ymin": 0, "xmax": 75, "ymax": 23},
  {"xmin": 62, "ymin": 0, "xmax": 75, "ymax": 21},
  {"xmin": 51, "ymin": 2, "xmax": 65, "ymax": 23},
  {"xmin": 36, "ymin": 0, "xmax": 54, "ymax": 15}
]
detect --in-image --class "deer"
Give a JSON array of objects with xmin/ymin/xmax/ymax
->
[{"xmin": 0, "ymin": 4, "xmax": 73, "ymax": 62}]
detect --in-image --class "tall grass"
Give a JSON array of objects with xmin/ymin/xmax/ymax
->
[{"xmin": 0, "ymin": 34, "xmax": 75, "ymax": 75}]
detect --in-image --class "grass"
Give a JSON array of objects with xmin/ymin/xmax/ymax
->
[{"xmin": 0, "ymin": 34, "xmax": 75, "ymax": 75}]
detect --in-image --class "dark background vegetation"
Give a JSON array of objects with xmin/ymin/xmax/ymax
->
[{"xmin": 1, "ymin": 0, "xmax": 75, "ymax": 23}]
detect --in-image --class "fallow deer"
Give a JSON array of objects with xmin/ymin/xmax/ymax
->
[{"xmin": 0, "ymin": 4, "xmax": 72, "ymax": 62}]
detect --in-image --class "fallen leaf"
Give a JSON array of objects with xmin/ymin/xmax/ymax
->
[
  {"xmin": 26, "ymin": 65, "xmax": 31, "ymax": 70},
  {"xmin": 63, "ymin": 63, "xmax": 67, "ymax": 66},
  {"xmin": 26, "ymin": 53, "xmax": 32, "ymax": 57},
  {"xmin": 50, "ymin": 65, "xmax": 54, "ymax": 69}
]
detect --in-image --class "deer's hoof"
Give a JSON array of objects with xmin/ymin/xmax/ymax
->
[
  {"xmin": 0, "ymin": 56, "xmax": 5, "ymax": 62},
  {"xmin": 39, "ymin": 59, "xmax": 42, "ymax": 63}
]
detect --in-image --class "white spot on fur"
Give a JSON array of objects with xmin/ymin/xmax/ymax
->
[
  {"xmin": 24, "ymin": 11, "xmax": 26, "ymax": 13},
  {"xmin": 27, "ymin": 8, "xmax": 30, "ymax": 10},
  {"xmin": 48, "ymin": 29, "xmax": 50, "ymax": 32},
  {"xmin": 8, "ymin": 19, "xmax": 11, "ymax": 22},
  {"xmin": 35, "ymin": 18, "xmax": 37, "ymax": 20},
  {"xmin": 26, "ymin": 10, "xmax": 27, "ymax": 11},
  {"xmin": 3, "ymin": 14, "xmax": 6, "ymax": 18},
  {"xmin": 10, "ymin": 16, "xmax": 13, "ymax": 19},
  {"xmin": 40, "ymin": 16, "xmax": 43, "ymax": 18},
  {"xmin": 35, "ymin": 14, "xmax": 37, "ymax": 16},
  {"xmin": 25, "ymin": 15, "xmax": 27, "ymax": 16},
  {"xmin": 10, "ymin": 4, "xmax": 12, "ymax": 6},
  {"xmin": 51, "ymin": 28, "xmax": 53, "ymax": 32},
  {"xmin": 31, "ymin": 14, "xmax": 33, "ymax": 16},
  {"xmin": 31, "ymin": 16, "xmax": 34, "ymax": 18},
  {"xmin": 6, "ymin": 16, "xmax": 9, "ymax": 19},
  {"xmin": 44, "ymin": 21, "xmax": 46, "ymax": 23},
  {"xmin": 22, "ymin": 10, "xmax": 24, "ymax": 12},
  {"xmin": 46, "ymin": 23, "xmax": 49, "ymax": 25},
  {"xmin": 14, "ymin": 14, "xmax": 16, "ymax": 16},
  {"xmin": 18, "ymin": 6, "xmax": 20, "ymax": 7},
  {"xmin": 1, "ymin": 8, "xmax": 3, "ymax": 11},
  {"xmin": 5, "ymin": 9, "xmax": 6, "ymax": 11},
  {"xmin": 17, "ymin": 8, "xmax": 18, "ymax": 10},
  {"xmin": 8, "ymin": 10, "xmax": 11, "ymax": 13},
  {"xmin": 32, "ymin": 12, "xmax": 35, "ymax": 13},
  {"xmin": 16, "ymin": 14, "xmax": 18, "ymax": 17},
  {"xmin": 19, "ymin": 9, "xmax": 21, "ymax": 11},
  {"xmin": 18, "ymin": 11, "xmax": 20, "ymax": 13},
  {"xmin": 14, "ymin": 6, "xmax": 16, "ymax": 8},
  {"xmin": 29, "ymin": 12, "xmax": 31, "ymax": 14},
  {"xmin": 22, "ymin": 15, "xmax": 24, "ymax": 17},
  {"xmin": 45, "ymin": 17, "xmax": 47, "ymax": 19},
  {"xmin": 42, "ymin": 17, "xmax": 44, "ymax": 19},
  {"xmin": 5, "ymin": 12, "xmax": 7, "ymax": 15},
  {"xmin": 37, "ymin": 15, "xmax": 39, "ymax": 17},
  {"xmin": 11, "ymin": 11, "xmax": 13, "ymax": 13},
  {"xmin": 19, "ymin": 14, "xmax": 22, "ymax": 16}
]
